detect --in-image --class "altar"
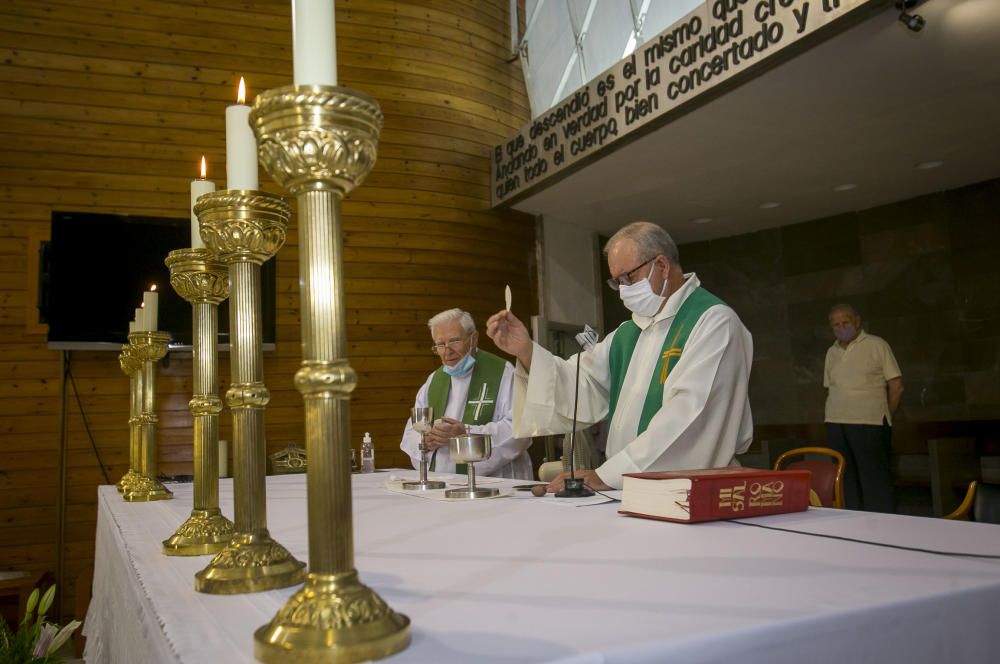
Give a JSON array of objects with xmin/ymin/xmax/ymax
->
[{"xmin": 84, "ymin": 472, "xmax": 1000, "ymax": 663}]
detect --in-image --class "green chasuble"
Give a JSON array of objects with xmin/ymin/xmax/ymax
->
[
  {"xmin": 607, "ymin": 286, "xmax": 726, "ymax": 436},
  {"xmin": 426, "ymin": 349, "xmax": 507, "ymax": 472}
]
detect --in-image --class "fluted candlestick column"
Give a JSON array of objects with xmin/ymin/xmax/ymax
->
[
  {"xmin": 123, "ymin": 331, "xmax": 173, "ymax": 502},
  {"xmin": 117, "ymin": 345, "xmax": 141, "ymax": 495},
  {"xmin": 193, "ymin": 190, "xmax": 305, "ymax": 594},
  {"xmin": 250, "ymin": 85, "xmax": 409, "ymax": 663},
  {"xmin": 163, "ymin": 248, "xmax": 236, "ymax": 556}
]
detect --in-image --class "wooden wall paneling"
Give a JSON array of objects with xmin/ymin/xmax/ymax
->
[{"xmin": 0, "ymin": 0, "xmax": 533, "ymax": 620}]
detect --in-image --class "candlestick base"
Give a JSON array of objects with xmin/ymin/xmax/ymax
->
[
  {"xmin": 122, "ymin": 474, "xmax": 174, "ymax": 502},
  {"xmin": 253, "ymin": 571, "xmax": 410, "ymax": 663},
  {"xmin": 162, "ymin": 508, "xmax": 235, "ymax": 556},
  {"xmin": 117, "ymin": 469, "xmax": 140, "ymax": 494},
  {"xmin": 194, "ymin": 530, "xmax": 305, "ymax": 595}
]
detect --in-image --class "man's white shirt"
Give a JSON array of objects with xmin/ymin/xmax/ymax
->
[{"xmin": 400, "ymin": 361, "xmax": 533, "ymax": 479}]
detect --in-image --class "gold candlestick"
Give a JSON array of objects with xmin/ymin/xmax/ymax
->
[
  {"xmin": 192, "ymin": 190, "xmax": 305, "ymax": 593},
  {"xmin": 117, "ymin": 344, "xmax": 141, "ymax": 494},
  {"xmin": 162, "ymin": 248, "xmax": 235, "ymax": 556},
  {"xmin": 250, "ymin": 85, "xmax": 409, "ymax": 663},
  {"xmin": 123, "ymin": 331, "xmax": 173, "ymax": 502}
]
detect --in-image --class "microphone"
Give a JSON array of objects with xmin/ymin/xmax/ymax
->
[{"xmin": 556, "ymin": 324, "xmax": 599, "ymax": 498}]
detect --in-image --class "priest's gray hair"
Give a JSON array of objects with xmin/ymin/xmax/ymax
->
[
  {"xmin": 428, "ymin": 308, "xmax": 476, "ymax": 335},
  {"xmin": 604, "ymin": 221, "xmax": 680, "ymax": 265}
]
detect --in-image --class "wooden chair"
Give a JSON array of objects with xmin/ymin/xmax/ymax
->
[
  {"xmin": 268, "ymin": 444, "xmax": 307, "ymax": 475},
  {"xmin": 774, "ymin": 446, "xmax": 846, "ymax": 508},
  {"xmin": 944, "ymin": 481, "xmax": 1000, "ymax": 523},
  {"xmin": 929, "ymin": 437, "xmax": 978, "ymax": 516}
]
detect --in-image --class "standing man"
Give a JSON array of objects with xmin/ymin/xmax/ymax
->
[
  {"xmin": 824, "ymin": 304, "xmax": 903, "ymax": 512},
  {"xmin": 400, "ymin": 308, "xmax": 532, "ymax": 479},
  {"xmin": 486, "ymin": 221, "xmax": 753, "ymax": 492}
]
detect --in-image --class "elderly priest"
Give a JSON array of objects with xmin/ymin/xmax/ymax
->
[
  {"xmin": 486, "ymin": 221, "xmax": 753, "ymax": 491},
  {"xmin": 399, "ymin": 308, "xmax": 533, "ymax": 479}
]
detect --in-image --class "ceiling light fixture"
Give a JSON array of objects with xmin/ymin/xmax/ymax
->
[
  {"xmin": 895, "ymin": 0, "xmax": 926, "ymax": 32},
  {"xmin": 692, "ymin": 217, "xmax": 713, "ymax": 224},
  {"xmin": 916, "ymin": 160, "xmax": 943, "ymax": 170},
  {"xmin": 833, "ymin": 183, "xmax": 857, "ymax": 192},
  {"xmin": 760, "ymin": 202, "xmax": 781, "ymax": 209}
]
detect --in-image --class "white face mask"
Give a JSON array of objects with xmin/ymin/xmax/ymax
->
[{"xmin": 619, "ymin": 262, "xmax": 667, "ymax": 317}]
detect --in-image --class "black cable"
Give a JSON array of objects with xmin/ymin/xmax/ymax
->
[
  {"xmin": 584, "ymin": 483, "xmax": 621, "ymax": 503},
  {"xmin": 65, "ymin": 354, "xmax": 112, "ymax": 485},
  {"xmin": 568, "ymin": 353, "xmax": 582, "ymax": 481},
  {"xmin": 578, "ymin": 483, "xmax": 996, "ymax": 559},
  {"xmin": 732, "ymin": 520, "xmax": 1000, "ymax": 560}
]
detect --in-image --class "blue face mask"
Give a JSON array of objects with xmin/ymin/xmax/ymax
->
[
  {"xmin": 834, "ymin": 325, "xmax": 857, "ymax": 343},
  {"xmin": 443, "ymin": 352, "xmax": 476, "ymax": 377}
]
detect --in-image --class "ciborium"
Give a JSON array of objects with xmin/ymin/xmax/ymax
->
[
  {"xmin": 402, "ymin": 407, "xmax": 445, "ymax": 491},
  {"xmin": 122, "ymin": 331, "xmax": 173, "ymax": 502},
  {"xmin": 191, "ymin": 190, "xmax": 305, "ymax": 593},
  {"xmin": 445, "ymin": 435, "xmax": 499, "ymax": 499},
  {"xmin": 162, "ymin": 248, "xmax": 235, "ymax": 556},
  {"xmin": 250, "ymin": 84, "xmax": 410, "ymax": 663}
]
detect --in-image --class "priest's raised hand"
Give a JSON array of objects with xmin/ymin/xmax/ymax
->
[{"xmin": 486, "ymin": 310, "xmax": 533, "ymax": 369}]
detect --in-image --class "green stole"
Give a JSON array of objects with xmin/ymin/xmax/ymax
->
[
  {"xmin": 426, "ymin": 350, "xmax": 507, "ymax": 473},
  {"xmin": 607, "ymin": 286, "xmax": 725, "ymax": 436}
]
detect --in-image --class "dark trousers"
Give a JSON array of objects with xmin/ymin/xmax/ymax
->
[{"xmin": 826, "ymin": 419, "xmax": 894, "ymax": 513}]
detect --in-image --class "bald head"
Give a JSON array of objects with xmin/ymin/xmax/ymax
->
[
  {"xmin": 604, "ymin": 221, "xmax": 680, "ymax": 267},
  {"xmin": 829, "ymin": 303, "xmax": 859, "ymax": 319},
  {"xmin": 828, "ymin": 304, "xmax": 861, "ymax": 345}
]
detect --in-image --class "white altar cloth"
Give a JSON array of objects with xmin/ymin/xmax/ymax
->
[{"xmin": 84, "ymin": 472, "xmax": 1000, "ymax": 663}]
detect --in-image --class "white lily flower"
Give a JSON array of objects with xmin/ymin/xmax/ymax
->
[{"xmin": 33, "ymin": 623, "xmax": 57, "ymax": 657}]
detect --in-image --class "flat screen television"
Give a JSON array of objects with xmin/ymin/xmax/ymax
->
[{"xmin": 43, "ymin": 211, "xmax": 277, "ymax": 351}]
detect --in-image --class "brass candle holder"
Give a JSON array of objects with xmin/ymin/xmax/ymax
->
[
  {"xmin": 117, "ymin": 343, "xmax": 141, "ymax": 494},
  {"xmin": 192, "ymin": 190, "xmax": 305, "ymax": 593},
  {"xmin": 122, "ymin": 331, "xmax": 173, "ymax": 502},
  {"xmin": 250, "ymin": 85, "xmax": 409, "ymax": 663},
  {"xmin": 162, "ymin": 248, "xmax": 235, "ymax": 556}
]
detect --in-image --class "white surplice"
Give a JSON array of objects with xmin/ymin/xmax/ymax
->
[
  {"xmin": 400, "ymin": 361, "xmax": 533, "ymax": 479},
  {"xmin": 513, "ymin": 274, "xmax": 753, "ymax": 489}
]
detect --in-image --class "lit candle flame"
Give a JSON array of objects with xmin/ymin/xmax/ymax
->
[
  {"xmin": 237, "ymin": 77, "xmax": 246, "ymax": 104},
  {"xmin": 151, "ymin": 284, "xmax": 157, "ymax": 292},
  {"xmin": 199, "ymin": 155, "xmax": 207, "ymax": 179}
]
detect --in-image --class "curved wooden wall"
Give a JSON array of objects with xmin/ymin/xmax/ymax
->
[{"xmin": 0, "ymin": 0, "xmax": 532, "ymax": 616}]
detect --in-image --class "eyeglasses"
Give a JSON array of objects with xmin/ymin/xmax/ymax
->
[
  {"xmin": 430, "ymin": 337, "xmax": 469, "ymax": 354},
  {"xmin": 606, "ymin": 258, "xmax": 654, "ymax": 291}
]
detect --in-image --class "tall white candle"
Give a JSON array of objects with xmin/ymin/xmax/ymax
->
[
  {"xmin": 143, "ymin": 287, "xmax": 159, "ymax": 331},
  {"xmin": 292, "ymin": 0, "xmax": 338, "ymax": 86},
  {"xmin": 191, "ymin": 156, "xmax": 215, "ymax": 249},
  {"xmin": 219, "ymin": 439, "xmax": 229, "ymax": 478},
  {"xmin": 134, "ymin": 307, "xmax": 145, "ymax": 332},
  {"xmin": 128, "ymin": 320, "xmax": 136, "ymax": 334},
  {"xmin": 225, "ymin": 77, "xmax": 258, "ymax": 190}
]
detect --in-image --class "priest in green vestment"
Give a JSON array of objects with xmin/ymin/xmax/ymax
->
[
  {"xmin": 400, "ymin": 308, "xmax": 533, "ymax": 479},
  {"xmin": 487, "ymin": 221, "xmax": 753, "ymax": 491}
]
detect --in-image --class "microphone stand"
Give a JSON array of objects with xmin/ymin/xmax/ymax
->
[{"xmin": 556, "ymin": 346, "xmax": 595, "ymax": 498}]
